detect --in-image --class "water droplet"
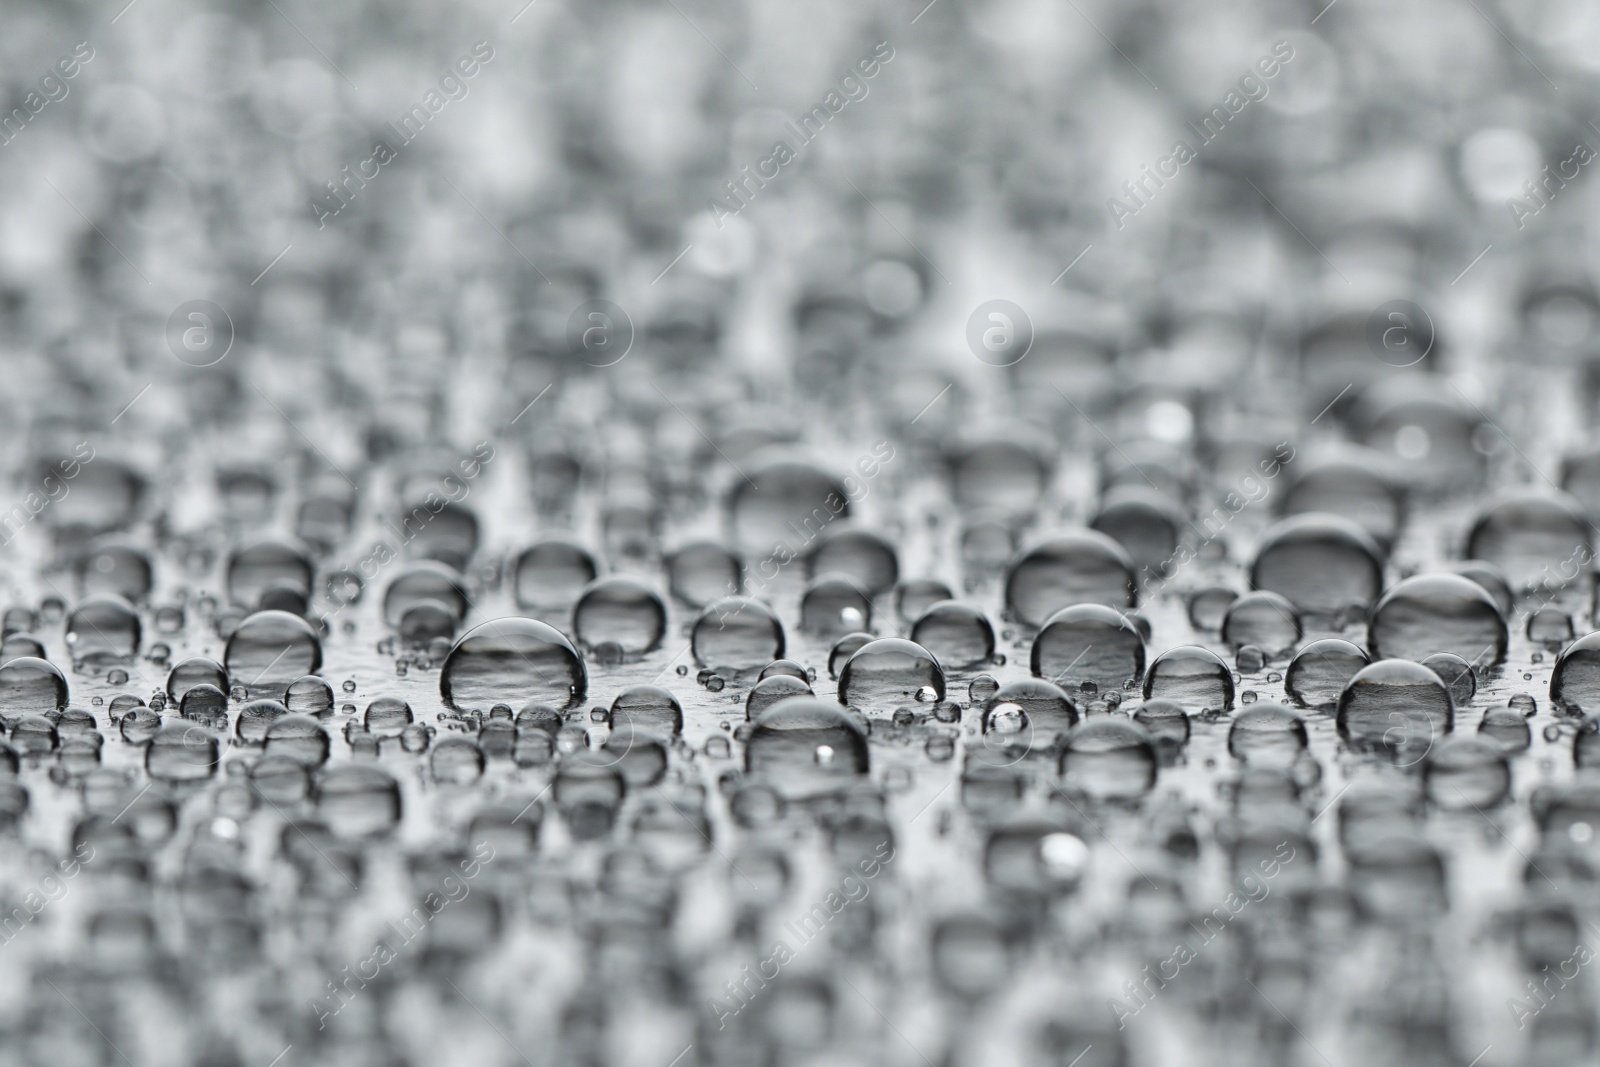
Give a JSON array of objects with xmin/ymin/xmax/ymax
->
[
  {"xmin": 364, "ymin": 696, "xmax": 413, "ymax": 736},
  {"xmin": 78, "ymin": 545, "xmax": 153, "ymax": 603},
  {"xmin": 224, "ymin": 610, "xmax": 322, "ymax": 698},
  {"xmin": 1478, "ymin": 706, "xmax": 1531, "ymax": 752},
  {"xmin": 1187, "ymin": 587, "xmax": 1237, "ymax": 631},
  {"xmin": 64, "ymin": 596, "xmax": 141, "ymax": 665},
  {"xmin": 1228, "ymin": 703, "xmax": 1308, "ymax": 767},
  {"xmin": 1220, "ymin": 591, "xmax": 1301, "ymax": 653},
  {"xmin": 691, "ymin": 597, "xmax": 786, "ymax": 674},
  {"xmin": 759, "ymin": 659, "xmax": 809, "ymax": 682},
  {"xmin": 666, "ymin": 541, "xmax": 742, "ymax": 607},
  {"xmin": 1143, "ymin": 645, "xmax": 1235, "ymax": 711},
  {"xmin": 1005, "ymin": 531, "xmax": 1137, "ymax": 627},
  {"xmin": 226, "ymin": 541, "xmax": 312, "ymax": 609},
  {"xmin": 1251, "ymin": 514, "xmax": 1385, "ymax": 617},
  {"xmin": 1060, "ymin": 718, "xmax": 1157, "ymax": 801},
  {"xmin": 968, "ymin": 674, "xmax": 1000, "ymax": 703},
  {"xmin": 573, "ymin": 576, "xmax": 667, "ymax": 655},
  {"xmin": 610, "ymin": 685, "xmax": 684, "ymax": 737},
  {"xmin": 745, "ymin": 697, "xmax": 869, "ymax": 795},
  {"xmin": 1465, "ymin": 488, "xmax": 1592, "ymax": 591},
  {"xmin": 440, "ymin": 617, "xmax": 587, "ymax": 711},
  {"xmin": 511, "ymin": 539, "xmax": 597, "ymax": 610},
  {"xmin": 431, "ymin": 737, "xmax": 485, "ymax": 784},
  {"xmin": 897, "ymin": 579, "xmax": 954, "ymax": 622},
  {"xmin": 1131, "ymin": 699, "xmax": 1190, "ymax": 756},
  {"xmin": 1032, "ymin": 604, "xmax": 1145, "ymax": 694},
  {"xmin": 804, "ymin": 529, "xmax": 899, "ymax": 596},
  {"xmin": 799, "ymin": 574, "xmax": 872, "ymax": 638},
  {"xmin": 728, "ymin": 459, "xmax": 850, "ymax": 558},
  {"xmin": 235, "ymin": 699, "xmax": 286, "ymax": 744},
  {"xmin": 983, "ymin": 679, "xmax": 1078, "ymax": 736},
  {"xmin": 382, "ymin": 560, "xmax": 467, "ymax": 628},
  {"xmin": 315, "ymin": 764, "xmax": 401, "ymax": 837},
  {"xmin": 146, "ymin": 723, "xmax": 218, "ymax": 783},
  {"xmin": 264, "ymin": 714, "xmax": 329, "ymax": 767},
  {"xmin": 910, "ymin": 601, "xmax": 995, "ymax": 668},
  {"xmin": 0, "ymin": 656, "xmax": 68, "ymax": 723},
  {"xmin": 746, "ymin": 674, "xmax": 813, "ymax": 719},
  {"xmin": 1550, "ymin": 631, "xmax": 1600, "ymax": 716},
  {"xmin": 1368, "ymin": 574, "xmax": 1506, "ymax": 665},
  {"xmin": 1285, "ymin": 638, "xmax": 1369, "ymax": 709},
  {"xmin": 180, "ymin": 683, "xmax": 229, "ymax": 731},
  {"xmin": 285, "ymin": 676, "xmax": 333, "ymax": 717},
  {"xmin": 1337, "ymin": 659, "xmax": 1453, "ymax": 763},
  {"xmin": 1425, "ymin": 736, "xmax": 1509, "ymax": 808},
  {"xmin": 837, "ymin": 638, "xmax": 944, "ymax": 711},
  {"xmin": 1420, "ymin": 652, "xmax": 1477, "ymax": 709}
]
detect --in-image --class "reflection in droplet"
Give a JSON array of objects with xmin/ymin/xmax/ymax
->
[
  {"xmin": 837, "ymin": 639, "xmax": 944, "ymax": 711},
  {"xmin": 440, "ymin": 617, "xmax": 587, "ymax": 711},
  {"xmin": 1143, "ymin": 645, "xmax": 1235, "ymax": 712},
  {"xmin": 1005, "ymin": 531, "xmax": 1137, "ymax": 626}
]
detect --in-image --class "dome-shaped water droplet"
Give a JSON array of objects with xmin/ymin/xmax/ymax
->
[
  {"xmin": 1550, "ymin": 631, "xmax": 1600, "ymax": 716},
  {"xmin": 1031, "ymin": 604, "xmax": 1145, "ymax": 694},
  {"xmin": 837, "ymin": 639, "xmax": 943, "ymax": 712},
  {"xmin": 983, "ymin": 679, "xmax": 1078, "ymax": 736},
  {"xmin": 746, "ymin": 675, "xmax": 813, "ymax": 719},
  {"xmin": 1441, "ymin": 559, "xmax": 1515, "ymax": 618},
  {"xmin": 146, "ymin": 723, "xmax": 218, "ymax": 784},
  {"xmin": 1005, "ymin": 531, "xmax": 1136, "ymax": 627},
  {"xmin": 1424, "ymin": 736, "xmax": 1509, "ymax": 809},
  {"xmin": 1090, "ymin": 485, "xmax": 1184, "ymax": 573},
  {"xmin": 264, "ymin": 714, "xmax": 329, "ymax": 767},
  {"xmin": 910, "ymin": 601, "xmax": 994, "ymax": 669},
  {"xmin": 0, "ymin": 656, "xmax": 68, "ymax": 723},
  {"xmin": 431, "ymin": 737, "xmax": 485, "ymax": 784},
  {"xmin": 226, "ymin": 541, "xmax": 312, "ymax": 609},
  {"xmin": 1337, "ymin": 659, "xmax": 1453, "ymax": 763},
  {"xmin": 803, "ymin": 528, "xmax": 899, "ymax": 597},
  {"xmin": 382, "ymin": 560, "xmax": 467, "ymax": 628},
  {"xmin": 798, "ymin": 574, "xmax": 872, "ymax": 637},
  {"xmin": 1420, "ymin": 652, "xmax": 1476, "ymax": 709},
  {"xmin": 1280, "ymin": 447, "xmax": 1404, "ymax": 548},
  {"xmin": 1220, "ymin": 591, "xmax": 1301, "ymax": 654},
  {"xmin": 1478, "ymin": 705, "xmax": 1531, "ymax": 752},
  {"xmin": 609, "ymin": 685, "xmax": 683, "ymax": 737},
  {"xmin": 1285, "ymin": 638, "xmax": 1368, "ymax": 709},
  {"xmin": 78, "ymin": 545, "xmax": 153, "ymax": 603},
  {"xmin": 666, "ymin": 541, "xmax": 742, "ymax": 607},
  {"xmin": 285, "ymin": 675, "xmax": 332, "ymax": 717},
  {"xmin": 1131, "ymin": 699, "xmax": 1189, "ymax": 755},
  {"xmin": 315, "ymin": 764, "xmax": 401, "ymax": 837},
  {"xmin": 1250, "ymin": 514, "xmax": 1385, "ymax": 617},
  {"xmin": 511, "ymin": 539, "xmax": 597, "ymax": 610},
  {"xmin": 691, "ymin": 597, "xmax": 785, "ymax": 673},
  {"xmin": 1368, "ymin": 574, "xmax": 1506, "ymax": 665},
  {"xmin": 1143, "ymin": 645, "xmax": 1235, "ymax": 711},
  {"xmin": 1228, "ymin": 704, "xmax": 1308, "ymax": 767},
  {"xmin": 1060, "ymin": 718, "xmax": 1157, "ymax": 801},
  {"xmin": 727, "ymin": 459, "xmax": 849, "ymax": 557},
  {"xmin": 364, "ymin": 696, "xmax": 412, "ymax": 736},
  {"xmin": 572, "ymin": 576, "xmax": 667, "ymax": 655},
  {"xmin": 1466, "ymin": 487, "xmax": 1593, "ymax": 594},
  {"xmin": 440, "ymin": 617, "xmax": 587, "ymax": 711},
  {"xmin": 65, "ymin": 595, "xmax": 141, "ymax": 665},
  {"xmin": 224, "ymin": 610, "xmax": 322, "ymax": 698},
  {"xmin": 180, "ymin": 683, "xmax": 229, "ymax": 731},
  {"xmin": 167, "ymin": 657, "xmax": 227, "ymax": 703},
  {"xmin": 235, "ymin": 699, "xmax": 286, "ymax": 743},
  {"xmin": 745, "ymin": 697, "xmax": 869, "ymax": 795}
]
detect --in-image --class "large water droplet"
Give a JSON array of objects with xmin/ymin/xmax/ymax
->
[
  {"xmin": 77, "ymin": 545, "xmax": 153, "ymax": 602},
  {"xmin": 1220, "ymin": 591, "xmax": 1301, "ymax": 654},
  {"xmin": 666, "ymin": 541, "xmax": 742, "ymax": 607},
  {"xmin": 264, "ymin": 714, "xmax": 329, "ymax": 767},
  {"xmin": 691, "ymin": 597, "xmax": 785, "ymax": 673},
  {"xmin": 609, "ymin": 685, "xmax": 683, "ymax": 737},
  {"xmin": 1550, "ymin": 631, "xmax": 1600, "ymax": 716},
  {"xmin": 440, "ymin": 617, "xmax": 587, "ymax": 711},
  {"xmin": 224, "ymin": 610, "xmax": 322, "ymax": 698},
  {"xmin": 804, "ymin": 528, "xmax": 899, "ymax": 596},
  {"xmin": 745, "ymin": 697, "xmax": 869, "ymax": 795},
  {"xmin": 1250, "ymin": 514, "xmax": 1385, "ymax": 616},
  {"xmin": 837, "ymin": 638, "xmax": 943, "ymax": 711},
  {"xmin": 1285, "ymin": 638, "xmax": 1368, "ymax": 709},
  {"xmin": 1005, "ymin": 531, "xmax": 1136, "ymax": 626},
  {"xmin": 798, "ymin": 574, "xmax": 872, "ymax": 637},
  {"xmin": 1060, "ymin": 718, "xmax": 1157, "ymax": 801},
  {"xmin": 1031, "ymin": 604, "xmax": 1144, "ymax": 694},
  {"xmin": 0, "ymin": 656, "xmax": 68, "ymax": 723},
  {"xmin": 1466, "ymin": 488, "xmax": 1592, "ymax": 592},
  {"xmin": 572, "ymin": 576, "xmax": 667, "ymax": 655},
  {"xmin": 65, "ymin": 596, "xmax": 141, "ymax": 665},
  {"xmin": 1228, "ymin": 703, "xmax": 1308, "ymax": 767},
  {"xmin": 382, "ymin": 560, "xmax": 468, "ymax": 628},
  {"xmin": 910, "ymin": 601, "xmax": 995, "ymax": 668},
  {"xmin": 1337, "ymin": 659, "xmax": 1453, "ymax": 762},
  {"xmin": 746, "ymin": 674, "xmax": 813, "ymax": 719},
  {"xmin": 511, "ymin": 539, "xmax": 597, "ymax": 610},
  {"xmin": 226, "ymin": 541, "xmax": 313, "ymax": 609},
  {"xmin": 1424, "ymin": 736, "xmax": 1509, "ymax": 809},
  {"xmin": 1143, "ymin": 645, "xmax": 1235, "ymax": 712},
  {"xmin": 315, "ymin": 764, "xmax": 401, "ymax": 837},
  {"xmin": 727, "ymin": 459, "xmax": 849, "ymax": 558},
  {"xmin": 146, "ymin": 723, "xmax": 218, "ymax": 784},
  {"xmin": 1368, "ymin": 574, "xmax": 1506, "ymax": 665}
]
